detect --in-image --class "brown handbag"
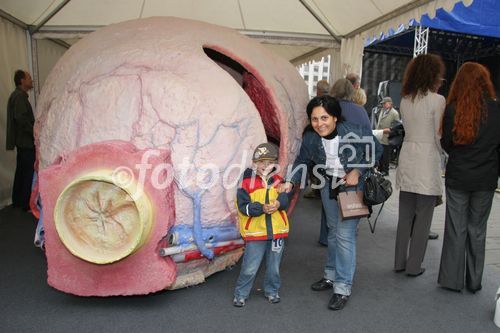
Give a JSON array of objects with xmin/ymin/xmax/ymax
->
[{"xmin": 338, "ymin": 190, "xmax": 370, "ymax": 220}]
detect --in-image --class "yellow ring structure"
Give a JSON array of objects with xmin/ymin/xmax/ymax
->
[{"xmin": 54, "ymin": 170, "xmax": 153, "ymax": 264}]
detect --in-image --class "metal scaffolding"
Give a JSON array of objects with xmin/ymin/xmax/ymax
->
[{"xmin": 413, "ymin": 26, "xmax": 429, "ymax": 57}]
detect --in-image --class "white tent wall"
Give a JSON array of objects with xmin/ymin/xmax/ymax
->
[
  {"xmin": 340, "ymin": 35, "xmax": 365, "ymax": 80},
  {"xmin": 36, "ymin": 39, "xmax": 67, "ymax": 89},
  {"xmin": 0, "ymin": 16, "xmax": 29, "ymax": 207}
]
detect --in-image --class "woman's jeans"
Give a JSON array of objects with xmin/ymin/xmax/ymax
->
[
  {"xmin": 234, "ymin": 239, "xmax": 284, "ymax": 299},
  {"xmin": 320, "ymin": 185, "xmax": 359, "ymax": 296}
]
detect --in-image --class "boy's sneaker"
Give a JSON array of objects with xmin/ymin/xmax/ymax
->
[
  {"xmin": 233, "ymin": 297, "xmax": 245, "ymax": 307},
  {"xmin": 266, "ymin": 294, "xmax": 281, "ymax": 304}
]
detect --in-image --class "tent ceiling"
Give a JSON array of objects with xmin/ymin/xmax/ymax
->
[
  {"xmin": 0, "ymin": 0, "xmax": 471, "ymax": 62},
  {"xmin": 1, "ymin": 0, "xmax": 431, "ymax": 35},
  {"xmin": 261, "ymin": 44, "xmax": 320, "ymax": 64}
]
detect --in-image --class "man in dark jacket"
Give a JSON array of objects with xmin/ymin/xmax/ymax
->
[{"xmin": 6, "ymin": 70, "xmax": 35, "ymax": 211}]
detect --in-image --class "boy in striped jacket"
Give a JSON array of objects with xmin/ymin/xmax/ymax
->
[{"xmin": 233, "ymin": 143, "xmax": 289, "ymax": 307}]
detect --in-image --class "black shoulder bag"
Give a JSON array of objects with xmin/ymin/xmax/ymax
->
[{"xmin": 363, "ymin": 169, "xmax": 393, "ymax": 233}]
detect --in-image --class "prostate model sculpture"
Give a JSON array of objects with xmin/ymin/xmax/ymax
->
[{"xmin": 35, "ymin": 17, "xmax": 308, "ymax": 296}]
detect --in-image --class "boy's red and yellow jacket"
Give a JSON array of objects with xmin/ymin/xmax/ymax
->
[{"xmin": 236, "ymin": 168, "xmax": 289, "ymax": 241}]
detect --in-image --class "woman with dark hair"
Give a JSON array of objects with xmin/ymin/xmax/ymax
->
[
  {"xmin": 315, "ymin": 78, "xmax": 373, "ymax": 247},
  {"xmin": 394, "ymin": 54, "xmax": 446, "ymax": 276},
  {"xmin": 438, "ymin": 62, "xmax": 500, "ymax": 293},
  {"xmin": 283, "ymin": 95, "xmax": 381, "ymax": 310}
]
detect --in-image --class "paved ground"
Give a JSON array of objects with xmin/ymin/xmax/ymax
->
[{"xmin": 0, "ymin": 170, "xmax": 499, "ymax": 332}]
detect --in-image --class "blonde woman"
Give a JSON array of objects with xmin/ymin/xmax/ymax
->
[{"xmin": 352, "ymin": 87, "xmax": 367, "ymax": 106}]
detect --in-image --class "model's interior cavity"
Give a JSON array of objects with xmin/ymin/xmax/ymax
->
[{"xmin": 203, "ymin": 47, "xmax": 281, "ymax": 146}]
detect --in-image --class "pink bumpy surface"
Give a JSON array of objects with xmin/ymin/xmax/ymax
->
[{"xmin": 35, "ymin": 17, "xmax": 307, "ymax": 296}]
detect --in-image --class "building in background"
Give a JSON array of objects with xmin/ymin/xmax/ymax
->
[{"xmin": 297, "ymin": 55, "xmax": 331, "ymax": 99}]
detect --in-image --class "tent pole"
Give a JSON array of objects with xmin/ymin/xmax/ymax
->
[
  {"xmin": 47, "ymin": 38, "xmax": 71, "ymax": 49},
  {"xmin": 29, "ymin": 0, "xmax": 72, "ymax": 34},
  {"xmin": 291, "ymin": 47, "xmax": 328, "ymax": 65},
  {"xmin": 299, "ymin": 0, "xmax": 341, "ymax": 43},
  {"xmin": 0, "ymin": 9, "xmax": 27, "ymax": 29},
  {"xmin": 26, "ymin": 30, "xmax": 38, "ymax": 107}
]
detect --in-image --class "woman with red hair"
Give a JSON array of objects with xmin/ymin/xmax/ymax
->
[{"xmin": 438, "ymin": 62, "xmax": 500, "ymax": 293}]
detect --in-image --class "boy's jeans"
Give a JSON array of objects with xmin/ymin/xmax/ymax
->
[
  {"xmin": 234, "ymin": 239, "xmax": 284, "ymax": 299},
  {"xmin": 320, "ymin": 185, "xmax": 359, "ymax": 296}
]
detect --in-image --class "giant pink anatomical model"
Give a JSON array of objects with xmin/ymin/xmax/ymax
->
[{"xmin": 35, "ymin": 17, "xmax": 308, "ymax": 296}]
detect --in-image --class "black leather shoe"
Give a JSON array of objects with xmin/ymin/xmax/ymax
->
[
  {"xmin": 441, "ymin": 286, "xmax": 461, "ymax": 293},
  {"xmin": 406, "ymin": 268, "xmax": 425, "ymax": 277},
  {"xmin": 466, "ymin": 285, "xmax": 482, "ymax": 294},
  {"xmin": 311, "ymin": 278, "xmax": 333, "ymax": 291},
  {"xmin": 428, "ymin": 232, "xmax": 439, "ymax": 240},
  {"xmin": 328, "ymin": 293, "xmax": 349, "ymax": 310}
]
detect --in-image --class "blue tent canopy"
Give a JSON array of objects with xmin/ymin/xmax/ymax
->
[
  {"xmin": 361, "ymin": 0, "xmax": 500, "ymax": 119},
  {"xmin": 366, "ymin": 0, "xmax": 500, "ymax": 46},
  {"xmin": 417, "ymin": 0, "xmax": 500, "ymax": 38}
]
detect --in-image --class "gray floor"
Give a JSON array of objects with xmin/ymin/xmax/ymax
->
[{"xmin": 0, "ymin": 174, "xmax": 499, "ymax": 333}]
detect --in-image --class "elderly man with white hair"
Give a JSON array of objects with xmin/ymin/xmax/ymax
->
[{"xmin": 376, "ymin": 96, "xmax": 400, "ymax": 176}]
